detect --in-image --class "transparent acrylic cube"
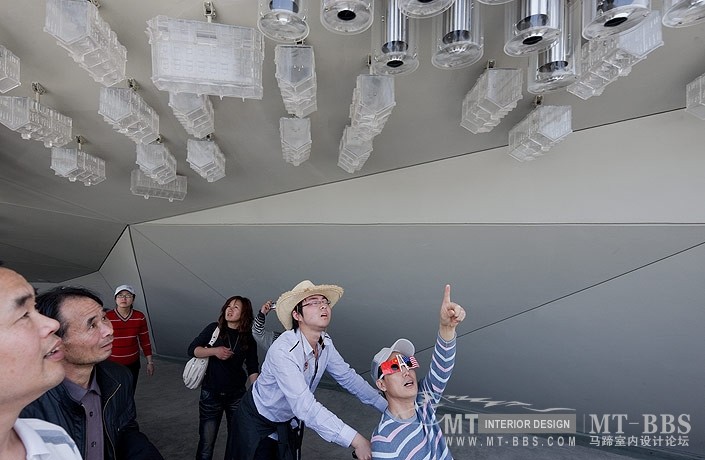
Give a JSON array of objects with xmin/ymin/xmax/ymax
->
[
  {"xmin": 686, "ymin": 73, "xmax": 705, "ymax": 120},
  {"xmin": 130, "ymin": 169, "xmax": 187, "ymax": 202},
  {"xmin": 280, "ymin": 117, "xmax": 312, "ymax": 166},
  {"xmin": 136, "ymin": 143, "xmax": 176, "ymax": 184},
  {"xmin": 50, "ymin": 147, "xmax": 106, "ymax": 186},
  {"xmin": 147, "ymin": 16, "xmax": 264, "ymax": 99},
  {"xmin": 0, "ymin": 45, "xmax": 21, "ymax": 93},
  {"xmin": 187, "ymin": 138, "xmax": 226, "ymax": 182},
  {"xmin": 508, "ymin": 105, "xmax": 572, "ymax": 162},
  {"xmin": 99, "ymin": 87, "xmax": 159, "ymax": 144}
]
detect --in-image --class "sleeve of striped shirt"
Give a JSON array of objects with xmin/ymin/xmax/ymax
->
[
  {"xmin": 252, "ymin": 311, "xmax": 281, "ymax": 351},
  {"xmin": 417, "ymin": 333, "xmax": 456, "ymax": 406}
]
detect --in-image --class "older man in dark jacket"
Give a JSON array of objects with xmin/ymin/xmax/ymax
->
[{"xmin": 20, "ymin": 286, "xmax": 162, "ymax": 460}]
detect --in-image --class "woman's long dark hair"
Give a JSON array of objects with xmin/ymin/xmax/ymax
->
[{"xmin": 217, "ymin": 295, "xmax": 254, "ymax": 350}]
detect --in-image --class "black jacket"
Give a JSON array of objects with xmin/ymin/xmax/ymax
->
[{"xmin": 20, "ymin": 360, "xmax": 163, "ymax": 460}]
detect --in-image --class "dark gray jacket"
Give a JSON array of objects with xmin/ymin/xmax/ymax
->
[{"xmin": 20, "ymin": 360, "xmax": 163, "ymax": 460}]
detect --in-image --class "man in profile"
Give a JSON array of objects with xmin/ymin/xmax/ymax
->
[
  {"xmin": 0, "ymin": 267, "xmax": 82, "ymax": 459},
  {"xmin": 21, "ymin": 285, "xmax": 163, "ymax": 460}
]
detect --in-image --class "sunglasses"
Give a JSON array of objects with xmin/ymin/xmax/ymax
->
[{"xmin": 379, "ymin": 353, "xmax": 419, "ymax": 378}]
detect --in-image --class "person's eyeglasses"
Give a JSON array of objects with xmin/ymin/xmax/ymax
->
[
  {"xmin": 116, "ymin": 294, "xmax": 134, "ymax": 299},
  {"xmin": 378, "ymin": 354, "xmax": 419, "ymax": 379},
  {"xmin": 302, "ymin": 299, "xmax": 330, "ymax": 308}
]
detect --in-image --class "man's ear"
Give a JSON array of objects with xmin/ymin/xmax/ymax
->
[
  {"xmin": 292, "ymin": 309, "xmax": 300, "ymax": 322},
  {"xmin": 375, "ymin": 378, "xmax": 386, "ymax": 392}
]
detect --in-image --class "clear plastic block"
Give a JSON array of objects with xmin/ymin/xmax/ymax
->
[
  {"xmin": 130, "ymin": 169, "xmax": 187, "ymax": 202},
  {"xmin": 0, "ymin": 96, "xmax": 72, "ymax": 147},
  {"xmin": 169, "ymin": 92, "xmax": 215, "ymax": 138},
  {"xmin": 0, "ymin": 46, "xmax": 21, "ymax": 93},
  {"xmin": 147, "ymin": 16, "xmax": 264, "ymax": 99},
  {"xmin": 187, "ymin": 139, "xmax": 226, "ymax": 182},
  {"xmin": 136, "ymin": 143, "xmax": 176, "ymax": 184},
  {"xmin": 508, "ymin": 105, "xmax": 572, "ymax": 161},
  {"xmin": 338, "ymin": 125, "xmax": 373, "ymax": 173},
  {"xmin": 280, "ymin": 117, "xmax": 311, "ymax": 166},
  {"xmin": 50, "ymin": 147, "xmax": 106, "ymax": 186},
  {"xmin": 686, "ymin": 73, "xmax": 705, "ymax": 120},
  {"xmin": 99, "ymin": 87, "xmax": 159, "ymax": 144},
  {"xmin": 461, "ymin": 68, "xmax": 522, "ymax": 134},
  {"xmin": 44, "ymin": 0, "xmax": 126, "ymax": 86}
]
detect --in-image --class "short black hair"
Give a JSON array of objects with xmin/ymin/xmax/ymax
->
[
  {"xmin": 291, "ymin": 300, "xmax": 304, "ymax": 331},
  {"xmin": 36, "ymin": 286, "xmax": 103, "ymax": 337}
]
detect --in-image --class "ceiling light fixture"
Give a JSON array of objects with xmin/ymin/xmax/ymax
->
[
  {"xmin": 686, "ymin": 73, "xmax": 705, "ymax": 120},
  {"xmin": 460, "ymin": 63, "xmax": 522, "ymax": 134},
  {"xmin": 398, "ymin": 0, "xmax": 455, "ymax": 19},
  {"xmin": 0, "ymin": 45, "xmax": 20, "ymax": 93},
  {"xmin": 44, "ymin": 0, "xmax": 127, "ymax": 87},
  {"xmin": 50, "ymin": 136, "xmax": 106, "ymax": 186},
  {"xmin": 147, "ymin": 4, "xmax": 264, "ymax": 99},
  {"xmin": 98, "ymin": 80, "xmax": 159, "ymax": 144},
  {"xmin": 0, "ymin": 82, "xmax": 72, "ymax": 148},
  {"xmin": 275, "ymin": 45, "xmax": 317, "ymax": 118},
  {"xmin": 508, "ymin": 96, "xmax": 572, "ymax": 162},
  {"xmin": 136, "ymin": 138, "xmax": 176, "ymax": 184},
  {"xmin": 582, "ymin": 0, "xmax": 650, "ymax": 39},
  {"xmin": 169, "ymin": 92, "xmax": 215, "ymax": 139},
  {"xmin": 280, "ymin": 117, "xmax": 312, "ymax": 166},
  {"xmin": 504, "ymin": 0, "xmax": 563, "ymax": 57},
  {"xmin": 187, "ymin": 137, "xmax": 226, "ymax": 182},
  {"xmin": 527, "ymin": 0, "xmax": 579, "ymax": 94},
  {"xmin": 258, "ymin": 0, "xmax": 310, "ymax": 42},
  {"xmin": 568, "ymin": 10, "xmax": 663, "ymax": 100},
  {"xmin": 371, "ymin": 0, "xmax": 419, "ymax": 76},
  {"xmin": 431, "ymin": 0, "xmax": 484, "ymax": 70},
  {"xmin": 662, "ymin": 0, "xmax": 705, "ymax": 27},
  {"xmin": 130, "ymin": 169, "xmax": 187, "ymax": 202},
  {"xmin": 320, "ymin": 0, "xmax": 373, "ymax": 34}
]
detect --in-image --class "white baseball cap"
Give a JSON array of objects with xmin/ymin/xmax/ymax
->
[{"xmin": 114, "ymin": 284, "xmax": 135, "ymax": 297}]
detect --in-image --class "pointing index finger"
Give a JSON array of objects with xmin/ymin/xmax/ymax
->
[{"xmin": 443, "ymin": 284, "xmax": 451, "ymax": 305}]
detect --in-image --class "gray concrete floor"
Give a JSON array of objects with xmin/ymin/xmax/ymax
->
[{"xmin": 134, "ymin": 358, "xmax": 695, "ymax": 460}]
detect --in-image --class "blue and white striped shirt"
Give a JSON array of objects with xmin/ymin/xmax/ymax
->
[{"xmin": 14, "ymin": 418, "xmax": 83, "ymax": 459}]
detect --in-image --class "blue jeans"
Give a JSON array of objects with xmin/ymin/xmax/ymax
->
[{"xmin": 197, "ymin": 388, "xmax": 244, "ymax": 460}]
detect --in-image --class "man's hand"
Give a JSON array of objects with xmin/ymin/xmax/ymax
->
[
  {"xmin": 439, "ymin": 284, "xmax": 465, "ymax": 340},
  {"xmin": 350, "ymin": 433, "xmax": 372, "ymax": 460},
  {"xmin": 213, "ymin": 346, "xmax": 234, "ymax": 360},
  {"xmin": 260, "ymin": 300, "xmax": 274, "ymax": 315}
]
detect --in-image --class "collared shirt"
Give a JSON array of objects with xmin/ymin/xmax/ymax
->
[
  {"xmin": 64, "ymin": 372, "xmax": 103, "ymax": 460},
  {"xmin": 252, "ymin": 328, "xmax": 387, "ymax": 448},
  {"xmin": 14, "ymin": 418, "xmax": 83, "ymax": 460}
]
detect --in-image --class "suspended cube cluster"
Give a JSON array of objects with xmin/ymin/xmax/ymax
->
[
  {"xmin": 0, "ymin": 96, "xmax": 72, "ymax": 147},
  {"xmin": 99, "ymin": 87, "xmax": 159, "ymax": 144},
  {"xmin": 44, "ymin": 0, "xmax": 127, "ymax": 86},
  {"xmin": 136, "ymin": 143, "xmax": 176, "ymax": 184},
  {"xmin": 50, "ymin": 147, "xmax": 106, "ymax": 186},
  {"xmin": 169, "ymin": 92, "xmax": 214, "ymax": 139},
  {"xmin": 0, "ymin": 45, "xmax": 21, "ymax": 93},
  {"xmin": 275, "ymin": 45, "xmax": 317, "ymax": 118},
  {"xmin": 461, "ymin": 67, "xmax": 522, "ymax": 134},
  {"xmin": 147, "ymin": 16, "xmax": 264, "ymax": 99},
  {"xmin": 187, "ymin": 138, "xmax": 226, "ymax": 182},
  {"xmin": 280, "ymin": 117, "xmax": 312, "ymax": 166},
  {"xmin": 337, "ymin": 74, "xmax": 396, "ymax": 173},
  {"xmin": 568, "ymin": 10, "xmax": 663, "ymax": 100},
  {"xmin": 508, "ymin": 105, "xmax": 572, "ymax": 162},
  {"xmin": 686, "ymin": 73, "xmax": 705, "ymax": 120},
  {"xmin": 130, "ymin": 169, "xmax": 187, "ymax": 202},
  {"xmin": 338, "ymin": 126, "xmax": 373, "ymax": 173}
]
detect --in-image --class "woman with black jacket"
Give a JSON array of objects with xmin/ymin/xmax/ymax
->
[{"xmin": 188, "ymin": 296, "xmax": 259, "ymax": 460}]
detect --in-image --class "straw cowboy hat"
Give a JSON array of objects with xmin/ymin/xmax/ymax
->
[{"xmin": 276, "ymin": 280, "xmax": 344, "ymax": 330}]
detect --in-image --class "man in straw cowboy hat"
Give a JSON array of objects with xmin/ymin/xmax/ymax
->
[
  {"xmin": 232, "ymin": 280, "xmax": 387, "ymax": 460},
  {"xmin": 369, "ymin": 285, "xmax": 465, "ymax": 460}
]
